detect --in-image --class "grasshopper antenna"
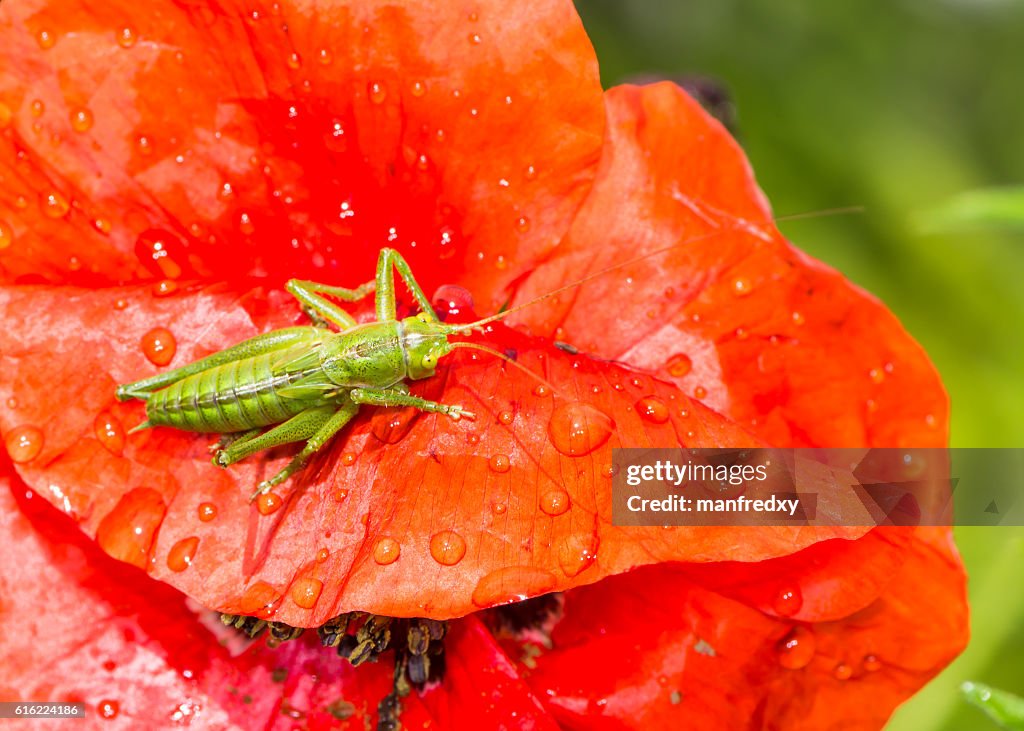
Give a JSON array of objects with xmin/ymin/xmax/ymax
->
[
  {"xmin": 448, "ymin": 342, "xmax": 562, "ymax": 396},
  {"xmin": 447, "ymin": 205, "xmax": 865, "ymax": 335}
]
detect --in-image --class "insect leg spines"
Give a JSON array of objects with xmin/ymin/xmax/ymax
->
[
  {"xmin": 349, "ymin": 386, "xmax": 475, "ymax": 421},
  {"xmin": 116, "ymin": 326, "xmax": 323, "ymax": 401},
  {"xmin": 372, "ymin": 248, "xmax": 441, "ymax": 322}
]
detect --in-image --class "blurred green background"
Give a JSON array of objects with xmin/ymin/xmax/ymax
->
[{"xmin": 574, "ymin": 1, "xmax": 1024, "ymax": 728}]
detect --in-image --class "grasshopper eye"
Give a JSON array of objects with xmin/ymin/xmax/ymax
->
[
  {"xmin": 421, "ymin": 353, "xmax": 437, "ymax": 369},
  {"xmin": 416, "ymin": 312, "xmax": 431, "ymax": 324}
]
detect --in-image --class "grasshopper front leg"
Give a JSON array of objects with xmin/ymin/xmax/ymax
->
[{"xmin": 350, "ymin": 387, "xmax": 475, "ymax": 421}]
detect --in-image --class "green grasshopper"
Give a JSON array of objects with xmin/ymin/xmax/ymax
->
[{"xmin": 117, "ymin": 248, "xmax": 495, "ymax": 500}]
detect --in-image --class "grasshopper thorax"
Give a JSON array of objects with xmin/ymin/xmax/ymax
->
[{"xmin": 400, "ymin": 312, "xmax": 455, "ymax": 381}]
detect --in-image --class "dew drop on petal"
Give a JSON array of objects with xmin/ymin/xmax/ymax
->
[
  {"xmin": 286, "ymin": 52, "xmax": 301, "ymax": 69},
  {"xmin": 135, "ymin": 135, "xmax": 152, "ymax": 155},
  {"xmin": 368, "ymin": 81, "xmax": 387, "ymax": 104},
  {"xmin": 5, "ymin": 425, "xmax": 44, "ymax": 463},
  {"xmin": 732, "ymin": 277, "xmax": 752, "ymax": 296},
  {"xmin": 834, "ymin": 663, "xmax": 853, "ymax": 681},
  {"xmin": 869, "ymin": 367, "xmax": 885, "ymax": 385},
  {"xmin": 317, "ymin": 48, "xmax": 332, "ymax": 65},
  {"xmin": 498, "ymin": 410, "xmax": 514, "ymax": 426},
  {"xmin": 557, "ymin": 533, "xmax": 599, "ymax": 577},
  {"xmin": 92, "ymin": 218, "xmax": 112, "ymax": 234},
  {"xmin": 635, "ymin": 396, "xmax": 669, "ymax": 424},
  {"xmin": 491, "ymin": 502, "xmax": 507, "ymax": 515},
  {"xmin": 167, "ymin": 536, "xmax": 199, "ymax": 572},
  {"xmin": 489, "ymin": 454, "xmax": 510, "ymax": 473},
  {"xmin": 93, "ymin": 411, "xmax": 126, "ymax": 456},
  {"xmin": 197, "ymin": 502, "xmax": 217, "ymax": 522},
  {"xmin": 777, "ymin": 626, "xmax": 815, "ymax": 670},
  {"xmin": 151, "ymin": 279, "xmax": 178, "ymax": 297},
  {"xmin": 0, "ymin": 219, "xmax": 11, "ymax": 251},
  {"xmin": 290, "ymin": 577, "xmax": 324, "ymax": 609},
  {"xmin": 516, "ymin": 216, "xmax": 530, "ymax": 233},
  {"xmin": 540, "ymin": 490, "xmax": 571, "ymax": 516},
  {"xmin": 96, "ymin": 487, "xmax": 167, "ymax": 569},
  {"xmin": 340, "ymin": 452, "xmax": 356, "ymax": 466},
  {"xmin": 371, "ymin": 406, "xmax": 417, "ymax": 444},
  {"xmin": 333, "ymin": 488, "xmax": 349, "ymax": 502},
  {"xmin": 117, "ymin": 27, "xmax": 137, "ymax": 48},
  {"xmin": 694, "ymin": 385, "xmax": 708, "ymax": 400},
  {"xmin": 667, "ymin": 353, "xmax": 693, "ymax": 377},
  {"xmin": 372, "ymin": 537, "xmax": 401, "ymax": 565},
  {"xmin": 410, "ymin": 80, "xmax": 426, "ymax": 97},
  {"xmin": 70, "ymin": 107, "xmax": 93, "ymax": 133},
  {"xmin": 792, "ymin": 311, "xmax": 805, "ymax": 326},
  {"xmin": 30, "ymin": 99, "xmax": 45, "ymax": 117},
  {"xmin": 256, "ymin": 492, "xmax": 283, "ymax": 515},
  {"xmin": 141, "ymin": 327, "xmax": 176, "ymax": 366},
  {"xmin": 316, "ymin": 547, "xmax": 330, "ymax": 563},
  {"xmin": 773, "ymin": 585, "xmax": 803, "ymax": 617},
  {"xmin": 37, "ymin": 29, "xmax": 56, "ymax": 48},
  {"xmin": 240, "ymin": 581, "xmax": 281, "ymax": 617},
  {"xmin": 97, "ymin": 700, "xmax": 119, "ymax": 719},
  {"xmin": 238, "ymin": 211, "xmax": 255, "ymax": 235},
  {"xmin": 471, "ymin": 566, "xmax": 557, "ymax": 608},
  {"xmin": 134, "ymin": 229, "xmax": 183, "ymax": 279},
  {"xmin": 40, "ymin": 191, "xmax": 70, "ymax": 219},
  {"xmin": 862, "ymin": 654, "xmax": 882, "ymax": 672},
  {"xmin": 548, "ymin": 402, "xmax": 614, "ymax": 457},
  {"xmin": 429, "ymin": 530, "xmax": 467, "ymax": 566}
]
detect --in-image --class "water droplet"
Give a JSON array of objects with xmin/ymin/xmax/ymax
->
[
  {"xmin": 693, "ymin": 385, "xmax": 708, "ymax": 400},
  {"xmin": 429, "ymin": 530, "xmax": 467, "ymax": 566},
  {"xmin": 732, "ymin": 277, "xmax": 752, "ymax": 296},
  {"xmin": 432, "ymin": 284, "xmax": 475, "ymax": 321},
  {"xmin": 290, "ymin": 577, "xmax": 324, "ymax": 608},
  {"xmin": 256, "ymin": 492, "xmax": 283, "ymax": 515},
  {"xmin": 286, "ymin": 51, "xmax": 302, "ymax": 69},
  {"xmin": 471, "ymin": 566, "xmax": 557, "ymax": 608},
  {"xmin": 862, "ymin": 654, "xmax": 882, "ymax": 672},
  {"xmin": 773, "ymin": 586, "xmax": 803, "ymax": 617},
  {"xmin": 151, "ymin": 279, "xmax": 177, "ymax": 297},
  {"xmin": 635, "ymin": 396, "xmax": 669, "ymax": 424},
  {"xmin": 317, "ymin": 48, "xmax": 332, "ymax": 65},
  {"xmin": 791, "ymin": 311, "xmax": 805, "ymax": 326},
  {"xmin": 5, "ymin": 425, "xmax": 44, "ymax": 463},
  {"xmin": 238, "ymin": 211, "xmax": 255, "ymax": 235},
  {"xmin": 558, "ymin": 533, "xmax": 599, "ymax": 577},
  {"xmin": 6, "ymin": 397, "xmax": 17, "ymax": 409},
  {"xmin": 316, "ymin": 547, "xmax": 330, "ymax": 562},
  {"xmin": 240, "ymin": 581, "xmax": 281, "ymax": 617},
  {"xmin": 515, "ymin": 216, "xmax": 531, "ymax": 234},
  {"xmin": 167, "ymin": 536, "xmax": 199, "ymax": 572},
  {"xmin": 371, "ymin": 406, "xmax": 417, "ymax": 444},
  {"xmin": 92, "ymin": 217, "xmax": 112, "ymax": 234},
  {"xmin": 117, "ymin": 26, "xmax": 137, "ymax": 48},
  {"xmin": 540, "ymin": 490, "xmax": 571, "ymax": 516},
  {"xmin": 0, "ymin": 102, "xmax": 10, "ymax": 128},
  {"xmin": 40, "ymin": 190, "xmax": 70, "ymax": 219},
  {"xmin": 777, "ymin": 626, "xmax": 815, "ymax": 670},
  {"xmin": 415, "ymin": 153, "xmax": 430, "ymax": 171},
  {"xmin": 410, "ymin": 80, "xmax": 427, "ymax": 97},
  {"xmin": 368, "ymin": 81, "xmax": 387, "ymax": 104},
  {"xmin": 667, "ymin": 353, "xmax": 693, "ymax": 377},
  {"xmin": 372, "ymin": 537, "xmax": 401, "ymax": 565},
  {"xmin": 869, "ymin": 367, "xmax": 885, "ymax": 385},
  {"xmin": 498, "ymin": 410, "xmax": 514, "ymax": 426},
  {"xmin": 96, "ymin": 487, "xmax": 167, "ymax": 569},
  {"xmin": 0, "ymin": 219, "xmax": 13, "ymax": 250},
  {"xmin": 468, "ymin": 32, "xmax": 481, "ymax": 44},
  {"xmin": 37, "ymin": 30, "xmax": 56, "ymax": 49},
  {"xmin": 924, "ymin": 413, "xmax": 937, "ymax": 428},
  {"xmin": 134, "ymin": 229, "xmax": 184, "ymax": 279},
  {"xmin": 333, "ymin": 488, "xmax": 349, "ymax": 502},
  {"xmin": 135, "ymin": 135, "xmax": 152, "ymax": 155},
  {"xmin": 341, "ymin": 451, "xmax": 356, "ymax": 466},
  {"xmin": 197, "ymin": 502, "xmax": 217, "ymax": 522},
  {"xmin": 141, "ymin": 327, "xmax": 176, "ymax": 366},
  {"xmin": 70, "ymin": 107, "xmax": 93, "ymax": 133},
  {"xmin": 833, "ymin": 663, "xmax": 852, "ymax": 681},
  {"xmin": 548, "ymin": 402, "xmax": 614, "ymax": 457},
  {"xmin": 532, "ymin": 384, "xmax": 550, "ymax": 397},
  {"xmin": 489, "ymin": 454, "xmax": 511, "ymax": 473},
  {"xmin": 97, "ymin": 699, "xmax": 119, "ymax": 719},
  {"xmin": 491, "ymin": 502, "xmax": 507, "ymax": 515},
  {"xmin": 93, "ymin": 411, "xmax": 126, "ymax": 456}
]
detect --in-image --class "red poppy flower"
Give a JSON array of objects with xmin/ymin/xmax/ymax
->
[{"xmin": 0, "ymin": 0, "xmax": 966, "ymax": 729}]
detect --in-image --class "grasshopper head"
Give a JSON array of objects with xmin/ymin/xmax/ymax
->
[{"xmin": 401, "ymin": 312, "xmax": 455, "ymax": 380}]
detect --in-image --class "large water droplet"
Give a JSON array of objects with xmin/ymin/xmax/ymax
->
[
  {"xmin": 558, "ymin": 533, "xmax": 599, "ymax": 577},
  {"xmin": 489, "ymin": 454, "xmax": 510, "ymax": 473},
  {"xmin": 134, "ymin": 229, "xmax": 183, "ymax": 279},
  {"xmin": 732, "ymin": 277, "xmax": 752, "ymax": 296},
  {"xmin": 471, "ymin": 566, "xmax": 557, "ymax": 608},
  {"xmin": 667, "ymin": 353, "xmax": 693, "ymax": 377},
  {"xmin": 40, "ymin": 190, "xmax": 70, "ymax": 219},
  {"xmin": 167, "ymin": 536, "xmax": 199, "ymax": 572},
  {"xmin": 373, "ymin": 537, "xmax": 401, "ymax": 565},
  {"xmin": 5, "ymin": 424, "xmax": 44, "ymax": 463},
  {"xmin": 540, "ymin": 490, "xmax": 571, "ymax": 516},
  {"xmin": 97, "ymin": 700, "xmax": 120, "ymax": 719},
  {"xmin": 96, "ymin": 487, "xmax": 167, "ymax": 569},
  {"xmin": 432, "ymin": 284, "xmax": 475, "ymax": 322},
  {"xmin": 290, "ymin": 577, "xmax": 324, "ymax": 609},
  {"xmin": 773, "ymin": 585, "xmax": 803, "ymax": 617},
  {"xmin": 635, "ymin": 396, "xmax": 669, "ymax": 424},
  {"xmin": 93, "ymin": 411, "xmax": 126, "ymax": 456},
  {"xmin": 368, "ymin": 81, "xmax": 387, "ymax": 104},
  {"xmin": 141, "ymin": 327, "xmax": 176, "ymax": 366},
  {"xmin": 429, "ymin": 531, "xmax": 467, "ymax": 566},
  {"xmin": 256, "ymin": 492, "xmax": 283, "ymax": 515},
  {"xmin": 371, "ymin": 406, "xmax": 417, "ymax": 444},
  {"xmin": 833, "ymin": 663, "xmax": 852, "ymax": 681},
  {"xmin": 548, "ymin": 402, "xmax": 614, "ymax": 457},
  {"xmin": 777, "ymin": 626, "xmax": 815, "ymax": 670},
  {"xmin": 70, "ymin": 107, "xmax": 94, "ymax": 133},
  {"xmin": 197, "ymin": 502, "xmax": 217, "ymax": 522},
  {"xmin": 240, "ymin": 581, "xmax": 281, "ymax": 617}
]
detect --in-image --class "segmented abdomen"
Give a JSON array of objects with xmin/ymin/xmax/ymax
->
[{"xmin": 147, "ymin": 350, "xmax": 320, "ymax": 433}]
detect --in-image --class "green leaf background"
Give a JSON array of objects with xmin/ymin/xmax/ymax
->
[{"xmin": 575, "ymin": 1, "xmax": 1024, "ymax": 728}]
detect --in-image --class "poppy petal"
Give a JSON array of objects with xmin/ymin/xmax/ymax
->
[
  {"xmin": 0, "ymin": 284, "xmax": 870, "ymax": 623},
  {"xmin": 522, "ymin": 528, "xmax": 967, "ymax": 730},
  {"xmin": 0, "ymin": 0, "xmax": 604, "ymax": 305},
  {"xmin": 510, "ymin": 83, "xmax": 946, "ymax": 448}
]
